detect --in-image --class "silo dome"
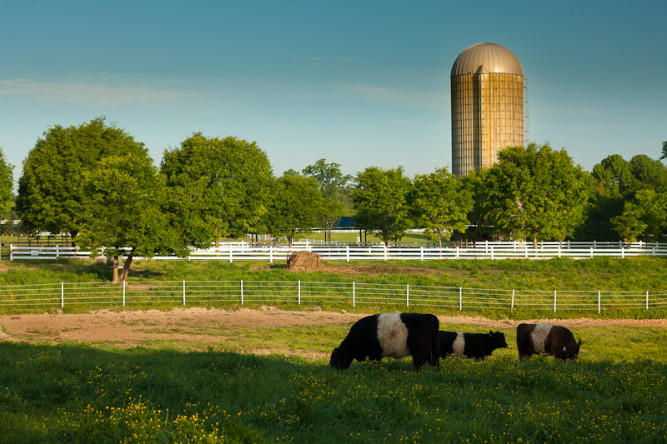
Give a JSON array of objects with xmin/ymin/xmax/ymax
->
[{"xmin": 451, "ymin": 42, "xmax": 523, "ymax": 77}]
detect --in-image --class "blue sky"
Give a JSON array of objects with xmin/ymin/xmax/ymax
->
[{"xmin": 1, "ymin": 0, "xmax": 665, "ymax": 181}]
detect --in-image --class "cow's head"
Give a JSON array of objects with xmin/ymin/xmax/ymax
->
[
  {"xmin": 489, "ymin": 331, "xmax": 508, "ymax": 349},
  {"xmin": 559, "ymin": 338, "xmax": 582, "ymax": 361},
  {"xmin": 330, "ymin": 346, "xmax": 352, "ymax": 370}
]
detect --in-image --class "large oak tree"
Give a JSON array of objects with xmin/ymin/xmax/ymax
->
[
  {"xmin": 17, "ymin": 117, "xmax": 146, "ymax": 238},
  {"xmin": 160, "ymin": 133, "xmax": 273, "ymax": 249},
  {"xmin": 76, "ymin": 154, "xmax": 176, "ymax": 282},
  {"xmin": 483, "ymin": 143, "xmax": 592, "ymax": 246}
]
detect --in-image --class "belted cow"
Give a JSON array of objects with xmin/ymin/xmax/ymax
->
[
  {"xmin": 516, "ymin": 323, "xmax": 581, "ymax": 361},
  {"xmin": 438, "ymin": 330, "xmax": 507, "ymax": 360},
  {"xmin": 330, "ymin": 313, "xmax": 440, "ymax": 370}
]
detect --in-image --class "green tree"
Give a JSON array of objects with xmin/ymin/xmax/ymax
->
[
  {"xmin": 591, "ymin": 154, "xmax": 634, "ymax": 197},
  {"xmin": 302, "ymin": 159, "xmax": 351, "ymax": 243},
  {"xmin": 0, "ymin": 148, "xmax": 14, "ymax": 219},
  {"xmin": 483, "ymin": 143, "xmax": 591, "ymax": 246},
  {"xmin": 661, "ymin": 141, "xmax": 666, "ymax": 160},
  {"xmin": 17, "ymin": 117, "xmax": 146, "ymax": 238},
  {"xmin": 161, "ymin": 134, "xmax": 273, "ymax": 249},
  {"xmin": 302, "ymin": 159, "xmax": 352, "ymax": 199},
  {"xmin": 628, "ymin": 154, "xmax": 667, "ymax": 193},
  {"xmin": 76, "ymin": 154, "xmax": 177, "ymax": 283},
  {"xmin": 352, "ymin": 167, "xmax": 412, "ymax": 247},
  {"xmin": 264, "ymin": 174, "xmax": 324, "ymax": 247},
  {"xmin": 612, "ymin": 189, "xmax": 667, "ymax": 244},
  {"xmin": 580, "ymin": 154, "xmax": 667, "ymax": 241},
  {"xmin": 411, "ymin": 168, "xmax": 473, "ymax": 248}
]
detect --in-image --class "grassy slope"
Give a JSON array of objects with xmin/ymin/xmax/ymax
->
[
  {"xmin": 1, "ymin": 256, "xmax": 665, "ymax": 290},
  {"xmin": 1, "ymin": 257, "xmax": 665, "ymax": 318}
]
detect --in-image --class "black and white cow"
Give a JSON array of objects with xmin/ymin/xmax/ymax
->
[
  {"xmin": 516, "ymin": 323, "xmax": 581, "ymax": 361},
  {"xmin": 438, "ymin": 331, "xmax": 507, "ymax": 360},
  {"xmin": 330, "ymin": 313, "xmax": 440, "ymax": 370}
]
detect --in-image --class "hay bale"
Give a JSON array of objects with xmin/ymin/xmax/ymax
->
[{"xmin": 287, "ymin": 251, "xmax": 322, "ymax": 271}]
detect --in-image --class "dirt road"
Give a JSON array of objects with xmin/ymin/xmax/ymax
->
[{"xmin": 1, "ymin": 307, "xmax": 663, "ymax": 350}]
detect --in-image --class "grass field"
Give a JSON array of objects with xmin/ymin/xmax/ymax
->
[
  {"xmin": 0, "ymin": 322, "xmax": 665, "ymax": 443},
  {"xmin": 0, "ymin": 257, "xmax": 664, "ymax": 442},
  {"xmin": 0, "ymin": 257, "xmax": 665, "ymax": 319},
  {"xmin": 2, "ymin": 256, "xmax": 665, "ymax": 290}
]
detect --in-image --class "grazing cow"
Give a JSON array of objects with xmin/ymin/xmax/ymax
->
[
  {"xmin": 330, "ymin": 313, "xmax": 440, "ymax": 370},
  {"xmin": 516, "ymin": 323, "xmax": 581, "ymax": 361},
  {"xmin": 438, "ymin": 331, "xmax": 507, "ymax": 360}
]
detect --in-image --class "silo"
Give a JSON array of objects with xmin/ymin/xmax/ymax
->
[{"xmin": 451, "ymin": 42, "xmax": 524, "ymax": 177}]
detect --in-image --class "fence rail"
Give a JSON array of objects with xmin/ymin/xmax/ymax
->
[
  {"xmin": 8, "ymin": 240, "xmax": 667, "ymax": 261},
  {"xmin": 0, "ymin": 280, "xmax": 664, "ymax": 313}
]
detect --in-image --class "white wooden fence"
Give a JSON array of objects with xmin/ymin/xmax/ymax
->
[
  {"xmin": 9, "ymin": 240, "xmax": 667, "ymax": 261},
  {"xmin": 0, "ymin": 280, "xmax": 664, "ymax": 313}
]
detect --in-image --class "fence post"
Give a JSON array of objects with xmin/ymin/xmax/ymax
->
[
  {"xmin": 123, "ymin": 281, "xmax": 126, "ymax": 307},
  {"xmin": 9, "ymin": 244, "xmax": 12, "ymax": 261},
  {"xmin": 346, "ymin": 245, "xmax": 350, "ymax": 262},
  {"xmin": 598, "ymin": 290, "xmax": 601, "ymax": 314},
  {"xmin": 384, "ymin": 244, "xmax": 388, "ymax": 261},
  {"xmin": 420, "ymin": 246, "xmax": 424, "ymax": 261},
  {"xmin": 406, "ymin": 284, "xmax": 409, "ymax": 307},
  {"xmin": 241, "ymin": 280, "xmax": 244, "ymax": 305},
  {"xmin": 646, "ymin": 291, "xmax": 649, "ymax": 310},
  {"xmin": 56, "ymin": 244, "xmax": 59, "ymax": 259},
  {"xmin": 270, "ymin": 246, "xmax": 273, "ymax": 264},
  {"xmin": 183, "ymin": 280, "xmax": 186, "ymax": 305},
  {"xmin": 61, "ymin": 282, "xmax": 64, "ymax": 308},
  {"xmin": 298, "ymin": 280, "xmax": 301, "ymax": 305},
  {"xmin": 553, "ymin": 290, "xmax": 557, "ymax": 312},
  {"xmin": 459, "ymin": 287, "xmax": 462, "ymax": 311},
  {"xmin": 229, "ymin": 244, "xmax": 233, "ymax": 264},
  {"xmin": 511, "ymin": 289, "xmax": 515, "ymax": 310},
  {"xmin": 352, "ymin": 282, "xmax": 356, "ymax": 307}
]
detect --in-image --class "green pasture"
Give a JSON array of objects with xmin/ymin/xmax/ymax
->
[
  {"xmin": 0, "ymin": 257, "xmax": 665, "ymax": 319},
  {"xmin": 0, "ymin": 321, "xmax": 665, "ymax": 443},
  {"xmin": 1, "ymin": 256, "xmax": 664, "ymax": 291}
]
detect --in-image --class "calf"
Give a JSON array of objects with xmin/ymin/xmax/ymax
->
[
  {"xmin": 330, "ymin": 313, "xmax": 440, "ymax": 370},
  {"xmin": 516, "ymin": 323, "xmax": 581, "ymax": 361},
  {"xmin": 438, "ymin": 331, "xmax": 507, "ymax": 360}
]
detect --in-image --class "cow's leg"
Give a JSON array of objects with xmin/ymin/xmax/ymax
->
[{"xmin": 516, "ymin": 334, "xmax": 532, "ymax": 361}]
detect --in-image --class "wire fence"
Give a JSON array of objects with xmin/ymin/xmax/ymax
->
[{"xmin": 1, "ymin": 280, "xmax": 664, "ymax": 313}]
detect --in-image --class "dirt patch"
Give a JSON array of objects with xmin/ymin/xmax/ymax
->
[
  {"xmin": 319, "ymin": 264, "xmax": 471, "ymax": 275},
  {"xmin": 0, "ymin": 308, "xmax": 664, "ymax": 353}
]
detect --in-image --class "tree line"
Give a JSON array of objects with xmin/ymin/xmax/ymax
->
[{"xmin": 0, "ymin": 118, "xmax": 664, "ymax": 281}]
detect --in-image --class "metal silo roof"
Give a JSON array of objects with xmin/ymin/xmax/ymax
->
[{"xmin": 451, "ymin": 42, "xmax": 524, "ymax": 77}]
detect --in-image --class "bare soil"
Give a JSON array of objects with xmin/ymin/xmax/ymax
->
[{"xmin": 1, "ymin": 307, "xmax": 664, "ymax": 356}]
